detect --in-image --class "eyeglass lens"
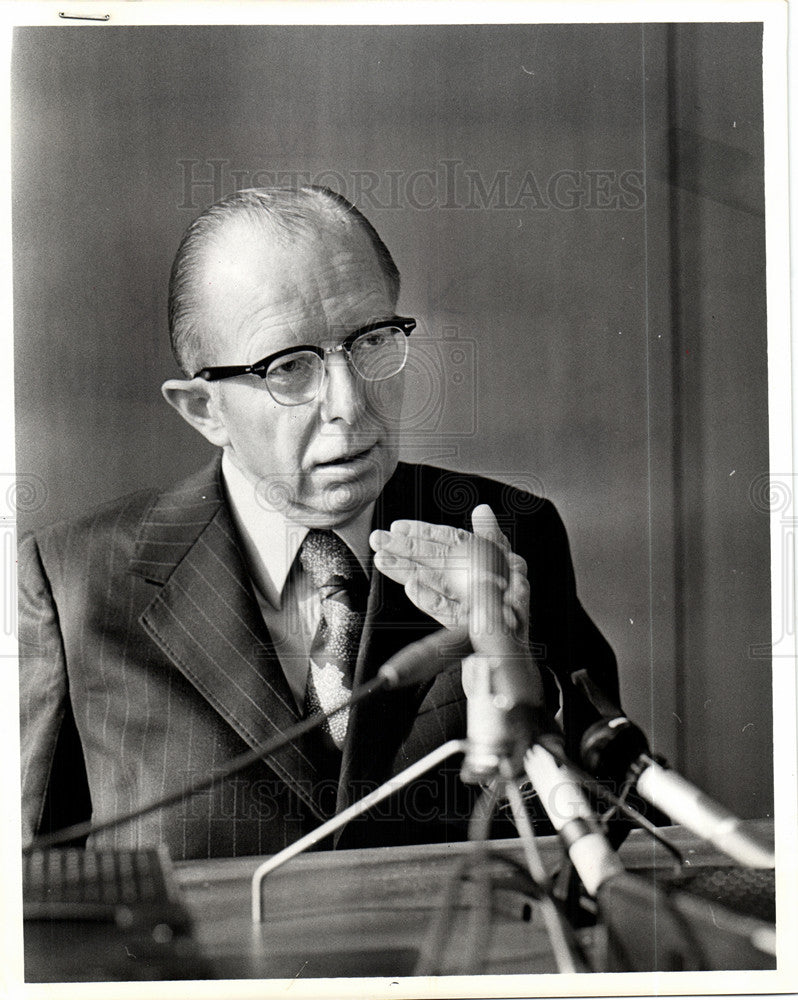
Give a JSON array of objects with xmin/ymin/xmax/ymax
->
[{"xmin": 265, "ymin": 326, "xmax": 408, "ymax": 405}]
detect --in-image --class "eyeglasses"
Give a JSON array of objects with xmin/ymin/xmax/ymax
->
[{"xmin": 194, "ymin": 317, "xmax": 416, "ymax": 407}]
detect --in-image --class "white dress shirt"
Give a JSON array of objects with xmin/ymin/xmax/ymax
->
[{"xmin": 221, "ymin": 452, "xmax": 375, "ymax": 711}]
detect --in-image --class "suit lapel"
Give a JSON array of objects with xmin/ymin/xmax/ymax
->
[{"xmin": 131, "ymin": 459, "xmax": 330, "ymax": 821}]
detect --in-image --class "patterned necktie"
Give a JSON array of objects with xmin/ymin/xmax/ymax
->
[{"xmin": 299, "ymin": 530, "xmax": 368, "ymax": 751}]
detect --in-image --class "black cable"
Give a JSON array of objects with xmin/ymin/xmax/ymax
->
[
  {"xmin": 486, "ymin": 851, "xmax": 594, "ymax": 971},
  {"xmin": 417, "ymin": 784, "xmax": 594, "ymax": 976},
  {"xmin": 412, "ymin": 783, "xmax": 498, "ymax": 977},
  {"xmin": 412, "ymin": 855, "xmax": 471, "ymax": 976},
  {"xmin": 467, "ymin": 780, "xmax": 499, "ymax": 843},
  {"xmin": 533, "ymin": 741, "xmax": 711, "ymax": 970},
  {"xmin": 486, "ymin": 851, "xmax": 548, "ymax": 900},
  {"xmin": 25, "ymin": 675, "xmax": 388, "ymax": 854}
]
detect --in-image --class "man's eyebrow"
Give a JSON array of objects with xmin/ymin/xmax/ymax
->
[
  {"xmin": 321, "ymin": 316, "xmax": 399, "ymax": 342},
  {"xmin": 249, "ymin": 316, "xmax": 403, "ymax": 360}
]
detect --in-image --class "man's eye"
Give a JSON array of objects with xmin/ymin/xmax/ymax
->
[
  {"xmin": 267, "ymin": 354, "xmax": 318, "ymax": 382},
  {"xmin": 358, "ymin": 330, "xmax": 390, "ymax": 349}
]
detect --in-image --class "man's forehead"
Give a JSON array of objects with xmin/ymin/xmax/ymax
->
[
  {"xmin": 200, "ymin": 216, "xmax": 387, "ymax": 301},
  {"xmin": 193, "ymin": 213, "xmax": 394, "ymax": 354}
]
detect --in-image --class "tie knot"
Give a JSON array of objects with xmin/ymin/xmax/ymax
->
[{"xmin": 299, "ymin": 529, "xmax": 362, "ymax": 593}]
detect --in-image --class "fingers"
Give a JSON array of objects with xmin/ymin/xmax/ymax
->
[
  {"xmin": 471, "ymin": 503, "xmax": 509, "ymax": 550},
  {"xmin": 370, "ymin": 522, "xmax": 467, "ymax": 628},
  {"xmin": 370, "ymin": 527, "xmax": 452, "ymax": 566},
  {"xmin": 471, "ymin": 506, "xmax": 528, "ymax": 633},
  {"xmin": 470, "ymin": 505, "xmax": 528, "ymax": 631},
  {"xmin": 508, "ymin": 551, "xmax": 528, "ymax": 578},
  {"xmin": 389, "ymin": 520, "xmax": 471, "ymax": 546},
  {"xmin": 371, "ymin": 510, "xmax": 515, "ymax": 568},
  {"xmin": 505, "ymin": 568, "xmax": 530, "ymax": 634},
  {"xmin": 370, "ymin": 510, "xmax": 530, "ymax": 636},
  {"xmin": 472, "ymin": 507, "xmax": 528, "ymax": 578},
  {"xmin": 506, "ymin": 568, "xmax": 530, "ymax": 611},
  {"xmin": 470, "ymin": 506, "xmax": 529, "ymax": 637},
  {"xmin": 372, "ymin": 550, "xmax": 460, "ymax": 601},
  {"xmin": 373, "ymin": 550, "xmax": 462, "ymax": 627},
  {"xmin": 371, "ymin": 549, "xmax": 414, "ymax": 587},
  {"xmin": 405, "ymin": 576, "xmax": 461, "ymax": 628},
  {"xmin": 371, "ymin": 521, "xmax": 471, "ymax": 579}
]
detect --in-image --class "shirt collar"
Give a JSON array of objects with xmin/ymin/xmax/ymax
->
[{"xmin": 221, "ymin": 451, "xmax": 375, "ymax": 607}]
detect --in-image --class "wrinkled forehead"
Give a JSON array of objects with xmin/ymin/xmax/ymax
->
[{"xmin": 193, "ymin": 214, "xmax": 395, "ymax": 360}]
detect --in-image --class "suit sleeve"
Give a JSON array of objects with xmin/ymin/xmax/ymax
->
[
  {"xmin": 527, "ymin": 499, "xmax": 620, "ymax": 759},
  {"xmin": 17, "ymin": 531, "xmax": 70, "ymax": 846}
]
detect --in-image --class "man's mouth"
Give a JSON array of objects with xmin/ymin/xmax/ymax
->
[{"xmin": 314, "ymin": 444, "xmax": 376, "ymax": 468}]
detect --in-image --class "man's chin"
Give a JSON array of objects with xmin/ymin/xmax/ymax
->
[
  {"xmin": 317, "ymin": 480, "xmax": 378, "ymax": 522},
  {"xmin": 252, "ymin": 450, "xmax": 398, "ymax": 527},
  {"xmin": 285, "ymin": 491, "xmax": 373, "ymax": 529},
  {"xmin": 297, "ymin": 456, "xmax": 393, "ymax": 527}
]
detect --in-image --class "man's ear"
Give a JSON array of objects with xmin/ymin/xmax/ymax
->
[{"xmin": 161, "ymin": 378, "xmax": 230, "ymax": 448}]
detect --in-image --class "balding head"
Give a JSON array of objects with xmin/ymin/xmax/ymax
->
[
  {"xmin": 161, "ymin": 186, "xmax": 406, "ymax": 527},
  {"xmin": 168, "ymin": 186, "xmax": 400, "ymax": 377}
]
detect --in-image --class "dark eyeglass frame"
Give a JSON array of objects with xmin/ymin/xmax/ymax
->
[{"xmin": 193, "ymin": 316, "xmax": 417, "ymax": 383}]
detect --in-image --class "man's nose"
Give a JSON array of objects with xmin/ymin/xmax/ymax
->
[{"xmin": 318, "ymin": 353, "xmax": 365, "ymax": 424}]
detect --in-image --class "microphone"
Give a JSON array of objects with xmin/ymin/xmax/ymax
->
[
  {"xmin": 37, "ymin": 600, "xmax": 488, "ymax": 854},
  {"xmin": 573, "ymin": 669, "xmax": 775, "ymax": 870},
  {"xmin": 455, "ymin": 532, "xmax": 552, "ymax": 745},
  {"xmin": 522, "ymin": 739, "xmax": 625, "ymax": 896},
  {"xmin": 440, "ymin": 535, "xmax": 626, "ymax": 895},
  {"xmin": 377, "ymin": 626, "xmax": 473, "ymax": 687}
]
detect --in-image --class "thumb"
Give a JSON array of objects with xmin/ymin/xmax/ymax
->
[{"xmin": 471, "ymin": 503, "xmax": 509, "ymax": 550}]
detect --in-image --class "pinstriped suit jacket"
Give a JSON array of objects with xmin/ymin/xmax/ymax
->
[{"xmin": 18, "ymin": 458, "xmax": 619, "ymax": 860}]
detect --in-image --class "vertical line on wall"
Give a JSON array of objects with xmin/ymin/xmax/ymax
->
[
  {"xmin": 665, "ymin": 24, "xmax": 687, "ymax": 772},
  {"xmin": 639, "ymin": 24, "xmax": 658, "ymax": 767}
]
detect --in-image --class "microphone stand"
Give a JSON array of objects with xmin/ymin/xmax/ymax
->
[
  {"xmin": 249, "ymin": 654, "xmax": 587, "ymax": 975},
  {"xmin": 250, "ymin": 537, "xmax": 600, "ymax": 974},
  {"xmin": 250, "ymin": 738, "xmax": 467, "ymax": 922},
  {"xmin": 251, "ymin": 539, "xmax": 727, "ymax": 973}
]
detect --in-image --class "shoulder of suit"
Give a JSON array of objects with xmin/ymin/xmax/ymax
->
[
  {"xmin": 21, "ymin": 458, "xmax": 222, "ymax": 556},
  {"xmin": 24, "ymin": 487, "xmax": 155, "ymax": 543},
  {"xmin": 392, "ymin": 460, "xmax": 556, "ymax": 524}
]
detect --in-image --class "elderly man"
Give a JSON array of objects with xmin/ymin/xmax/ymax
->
[{"xmin": 18, "ymin": 186, "xmax": 619, "ymax": 860}]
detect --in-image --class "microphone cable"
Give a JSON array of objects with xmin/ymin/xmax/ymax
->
[
  {"xmin": 26, "ymin": 625, "xmax": 472, "ymax": 855},
  {"xmin": 412, "ymin": 782, "xmax": 500, "ymax": 977},
  {"xmin": 29, "ymin": 628, "xmax": 471, "ymax": 856},
  {"xmin": 569, "ymin": 670, "xmax": 775, "ymax": 869},
  {"xmin": 24, "ymin": 673, "xmax": 390, "ymax": 855}
]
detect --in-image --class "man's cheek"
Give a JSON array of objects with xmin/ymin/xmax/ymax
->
[
  {"xmin": 254, "ymin": 456, "xmax": 310, "ymax": 511},
  {"xmin": 276, "ymin": 429, "xmax": 315, "ymax": 498},
  {"xmin": 364, "ymin": 377, "xmax": 404, "ymax": 429}
]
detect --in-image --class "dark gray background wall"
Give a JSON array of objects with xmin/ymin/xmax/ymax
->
[{"xmin": 12, "ymin": 23, "xmax": 772, "ymax": 817}]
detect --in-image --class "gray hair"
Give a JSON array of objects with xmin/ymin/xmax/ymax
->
[{"xmin": 167, "ymin": 186, "xmax": 401, "ymax": 377}]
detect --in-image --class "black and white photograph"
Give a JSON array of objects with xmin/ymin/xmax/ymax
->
[{"xmin": 3, "ymin": 1, "xmax": 796, "ymax": 996}]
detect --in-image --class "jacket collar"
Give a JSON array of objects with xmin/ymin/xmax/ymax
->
[
  {"xmin": 129, "ymin": 458, "xmax": 226, "ymax": 585},
  {"xmin": 129, "ymin": 457, "xmax": 444, "ymax": 827},
  {"xmin": 131, "ymin": 457, "xmax": 332, "ymax": 820}
]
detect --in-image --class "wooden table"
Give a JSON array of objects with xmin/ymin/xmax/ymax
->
[{"xmin": 173, "ymin": 822, "xmax": 775, "ymax": 979}]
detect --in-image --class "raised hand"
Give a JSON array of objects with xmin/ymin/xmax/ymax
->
[{"xmin": 369, "ymin": 503, "xmax": 530, "ymax": 638}]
